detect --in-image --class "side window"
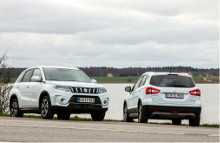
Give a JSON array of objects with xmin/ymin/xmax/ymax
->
[
  {"xmin": 132, "ymin": 76, "xmax": 143, "ymax": 91},
  {"xmin": 22, "ymin": 69, "xmax": 34, "ymax": 82},
  {"xmin": 32, "ymin": 68, "xmax": 42, "ymax": 81},
  {"xmin": 16, "ymin": 71, "xmax": 26, "ymax": 82},
  {"xmin": 139, "ymin": 75, "xmax": 148, "ymax": 87}
]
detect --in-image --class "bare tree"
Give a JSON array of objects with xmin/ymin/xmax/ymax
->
[{"xmin": 0, "ymin": 53, "xmax": 11, "ymax": 114}]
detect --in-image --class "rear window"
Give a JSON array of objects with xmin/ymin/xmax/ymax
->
[{"xmin": 150, "ymin": 75, "xmax": 195, "ymax": 88}]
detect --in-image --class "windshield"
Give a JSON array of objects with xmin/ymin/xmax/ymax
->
[
  {"xmin": 150, "ymin": 75, "xmax": 195, "ymax": 88},
  {"xmin": 43, "ymin": 68, "xmax": 91, "ymax": 83}
]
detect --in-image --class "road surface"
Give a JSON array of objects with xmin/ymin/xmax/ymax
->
[{"xmin": 0, "ymin": 117, "xmax": 219, "ymax": 142}]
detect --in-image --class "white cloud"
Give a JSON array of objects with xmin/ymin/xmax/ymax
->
[{"xmin": 0, "ymin": 0, "xmax": 219, "ymax": 68}]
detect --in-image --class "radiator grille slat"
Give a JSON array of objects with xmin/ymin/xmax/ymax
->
[{"xmin": 71, "ymin": 87, "xmax": 99, "ymax": 94}]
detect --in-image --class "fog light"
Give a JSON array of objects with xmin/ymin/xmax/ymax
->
[
  {"xmin": 55, "ymin": 95, "xmax": 68, "ymax": 105},
  {"xmin": 103, "ymin": 99, "xmax": 108, "ymax": 105}
]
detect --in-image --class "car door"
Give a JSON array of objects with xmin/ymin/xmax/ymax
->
[
  {"xmin": 27, "ymin": 68, "xmax": 43, "ymax": 108},
  {"xmin": 127, "ymin": 76, "xmax": 143, "ymax": 112},
  {"xmin": 18, "ymin": 69, "xmax": 34, "ymax": 108}
]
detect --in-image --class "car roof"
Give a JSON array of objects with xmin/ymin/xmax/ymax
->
[
  {"xmin": 142, "ymin": 72, "xmax": 191, "ymax": 77},
  {"xmin": 25, "ymin": 66, "xmax": 80, "ymax": 71}
]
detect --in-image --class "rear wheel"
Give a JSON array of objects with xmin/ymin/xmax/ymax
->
[
  {"xmin": 123, "ymin": 104, "xmax": 133, "ymax": 122},
  {"xmin": 10, "ymin": 98, "xmax": 23, "ymax": 117},
  {"xmin": 189, "ymin": 116, "xmax": 200, "ymax": 126},
  {"xmin": 40, "ymin": 96, "xmax": 54, "ymax": 119},
  {"xmin": 172, "ymin": 119, "xmax": 181, "ymax": 125},
  {"xmin": 138, "ymin": 103, "xmax": 148, "ymax": 123},
  {"xmin": 91, "ymin": 111, "xmax": 105, "ymax": 121},
  {"xmin": 57, "ymin": 112, "xmax": 70, "ymax": 120}
]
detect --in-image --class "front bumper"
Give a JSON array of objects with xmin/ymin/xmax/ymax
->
[
  {"xmin": 51, "ymin": 103, "xmax": 108, "ymax": 114},
  {"xmin": 143, "ymin": 105, "xmax": 201, "ymax": 119}
]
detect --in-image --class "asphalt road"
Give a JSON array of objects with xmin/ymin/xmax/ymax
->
[{"xmin": 0, "ymin": 117, "xmax": 219, "ymax": 142}]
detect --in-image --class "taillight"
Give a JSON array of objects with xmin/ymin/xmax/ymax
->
[
  {"xmin": 189, "ymin": 89, "xmax": 201, "ymax": 96},
  {"xmin": 146, "ymin": 87, "xmax": 160, "ymax": 94},
  {"xmin": 9, "ymin": 84, "xmax": 14, "ymax": 91}
]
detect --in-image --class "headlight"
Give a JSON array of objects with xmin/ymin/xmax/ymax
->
[
  {"xmin": 98, "ymin": 88, "xmax": 107, "ymax": 94},
  {"xmin": 54, "ymin": 85, "xmax": 72, "ymax": 92}
]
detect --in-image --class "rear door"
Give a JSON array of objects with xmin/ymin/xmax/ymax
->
[
  {"xmin": 19, "ymin": 69, "xmax": 34, "ymax": 108},
  {"xmin": 150, "ymin": 74, "xmax": 197, "ymax": 105}
]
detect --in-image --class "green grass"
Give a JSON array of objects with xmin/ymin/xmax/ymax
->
[
  {"xmin": 192, "ymin": 76, "xmax": 205, "ymax": 81},
  {"xmin": 0, "ymin": 113, "xmax": 218, "ymax": 127}
]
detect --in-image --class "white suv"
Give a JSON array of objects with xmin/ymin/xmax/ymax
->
[
  {"xmin": 9, "ymin": 66, "xmax": 109, "ymax": 121},
  {"xmin": 123, "ymin": 72, "xmax": 201, "ymax": 126}
]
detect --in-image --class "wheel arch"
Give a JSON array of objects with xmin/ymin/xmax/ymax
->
[
  {"xmin": 137, "ymin": 99, "xmax": 142, "ymax": 110},
  {"xmin": 39, "ymin": 91, "xmax": 50, "ymax": 109},
  {"xmin": 9, "ymin": 94, "xmax": 18, "ymax": 107}
]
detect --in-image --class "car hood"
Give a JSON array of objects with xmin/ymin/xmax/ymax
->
[{"xmin": 46, "ymin": 81, "xmax": 105, "ymax": 88}]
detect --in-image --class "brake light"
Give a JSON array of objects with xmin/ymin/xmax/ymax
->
[
  {"xmin": 189, "ymin": 89, "xmax": 201, "ymax": 96},
  {"xmin": 146, "ymin": 87, "xmax": 160, "ymax": 94}
]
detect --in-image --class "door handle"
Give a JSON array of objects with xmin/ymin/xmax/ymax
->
[{"xmin": 27, "ymin": 85, "xmax": 30, "ymax": 88}]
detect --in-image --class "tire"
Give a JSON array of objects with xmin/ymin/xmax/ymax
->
[
  {"xmin": 57, "ymin": 112, "xmax": 70, "ymax": 120},
  {"xmin": 138, "ymin": 102, "xmax": 148, "ymax": 123},
  {"xmin": 40, "ymin": 96, "xmax": 54, "ymax": 119},
  {"xmin": 189, "ymin": 116, "xmax": 200, "ymax": 126},
  {"xmin": 10, "ymin": 98, "xmax": 23, "ymax": 117},
  {"xmin": 91, "ymin": 111, "xmax": 105, "ymax": 121},
  {"xmin": 172, "ymin": 119, "xmax": 181, "ymax": 125},
  {"xmin": 123, "ymin": 104, "xmax": 133, "ymax": 122}
]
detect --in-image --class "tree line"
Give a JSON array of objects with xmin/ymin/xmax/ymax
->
[{"xmin": 2, "ymin": 66, "xmax": 219, "ymax": 78}]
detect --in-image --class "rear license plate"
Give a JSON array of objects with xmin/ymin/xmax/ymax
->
[
  {"xmin": 77, "ymin": 98, "xmax": 95, "ymax": 103},
  {"xmin": 165, "ymin": 93, "xmax": 184, "ymax": 99}
]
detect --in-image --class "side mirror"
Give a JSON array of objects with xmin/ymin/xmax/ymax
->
[
  {"xmin": 31, "ymin": 76, "xmax": 41, "ymax": 82},
  {"xmin": 125, "ymin": 86, "xmax": 131, "ymax": 92},
  {"xmin": 91, "ymin": 79, "xmax": 97, "ymax": 83}
]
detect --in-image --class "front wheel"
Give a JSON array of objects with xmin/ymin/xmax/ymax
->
[
  {"xmin": 91, "ymin": 111, "xmax": 105, "ymax": 121},
  {"xmin": 10, "ymin": 98, "xmax": 23, "ymax": 117},
  {"xmin": 40, "ymin": 96, "xmax": 54, "ymax": 119},
  {"xmin": 189, "ymin": 116, "xmax": 200, "ymax": 126},
  {"xmin": 138, "ymin": 103, "xmax": 148, "ymax": 123},
  {"xmin": 123, "ymin": 104, "xmax": 133, "ymax": 122}
]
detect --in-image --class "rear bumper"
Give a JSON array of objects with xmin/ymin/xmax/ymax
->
[
  {"xmin": 143, "ymin": 105, "xmax": 201, "ymax": 119},
  {"xmin": 51, "ymin": 103, "xmax": 108, "ymax": 114}
]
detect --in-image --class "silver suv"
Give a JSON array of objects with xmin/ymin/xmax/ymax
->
[
  {"xmin": 123, "ymin": 72, "xmax": 201, "ymax": 126},
  {"xmin": 9, "ymin": 66, "xmax": 109, "ymax": 121}
]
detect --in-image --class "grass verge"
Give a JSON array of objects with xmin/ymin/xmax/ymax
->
[{"xmin": 0, "ymin": 113, "xmax": 218, "ymax": 128}]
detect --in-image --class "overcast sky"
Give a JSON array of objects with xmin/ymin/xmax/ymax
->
[{"xmin": 0, "ymin": 0, "xmax": 219, "ymax": 68}]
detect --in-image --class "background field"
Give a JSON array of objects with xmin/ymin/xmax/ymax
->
[{"xmin": 3, "ymin": 76, "xmax": 219, "ymax": 84}]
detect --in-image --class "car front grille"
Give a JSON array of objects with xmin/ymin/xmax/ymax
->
[{"xmin": 71, "ymin": 87, "xmax": 99, "ymax": 94}]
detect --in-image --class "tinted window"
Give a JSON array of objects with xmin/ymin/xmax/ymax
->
[
  {"xmin": 22, "ymin": 69, "xmax": 34, "ymax": 82},
  {"xmin": 150, "ymin": 75, "xmax": 195, "ymax": 88},
  {"xmin": 43, "ymin": 68, "xmax": 91, "ymax": 83},
  {"xmin": 140, "ymin": 75, "xmax": 148, "ymax": 87},
  {"xmin": 16, "ymin": 71, "xmax": 26, "ymax": 82},
  {"xmin": 32, "ymin": 68, "xmax": 42, "ymax": 81}
]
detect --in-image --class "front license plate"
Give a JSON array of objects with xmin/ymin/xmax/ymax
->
[
  {"xmin": 165, "ymin": 93, "xmax": 184, "ymax": 99},
  {"xmin": 77, "ymin": 98, "xmax": 95, "ymax": 103}
]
